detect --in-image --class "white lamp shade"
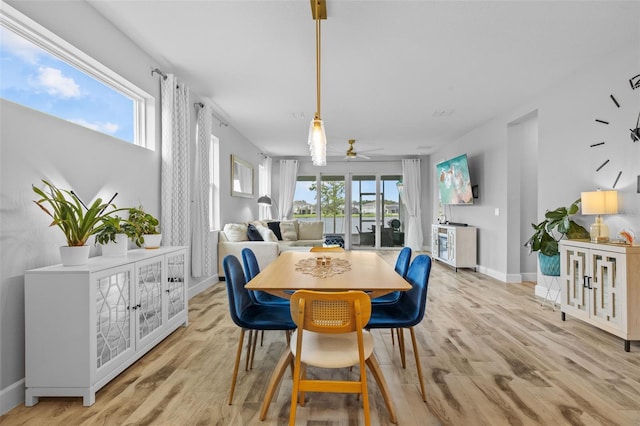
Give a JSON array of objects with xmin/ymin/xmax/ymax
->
[
  {"xmin": 581, "ymin": 190, "xmax": 619, "ymax": 215},
  {"xmin": 308, "ymin": 118, "xmax": 327, "ymax": 166}
]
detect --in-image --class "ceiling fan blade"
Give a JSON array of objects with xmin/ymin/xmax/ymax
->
[
  {"xmin": 358, "ymin": 154, "xmax": 371, "ymax": 160},
  {"xmin": 359, "ymin": 148, "xmax": 384, "ymax": 154}
]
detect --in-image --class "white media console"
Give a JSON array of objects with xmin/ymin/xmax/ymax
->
[{"xmin": 431, "ymin": 224, "xmax": 477, "ymax": 271}]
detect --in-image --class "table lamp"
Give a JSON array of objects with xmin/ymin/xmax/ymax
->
[{"xmin": 581, "ymin": 190, "xmax": 618, "ymax": 243}]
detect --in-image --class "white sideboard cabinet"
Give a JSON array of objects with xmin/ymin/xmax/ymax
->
[
  {"xmin": 431, "ymin": 224, "xmax": 477, "ymax": 271},
  {"xmin": 25, "ymin": 247, "xmax": 188, "ymax": 406},
  {"xmin": 559, "ymin": 240, "xmax": 640, "ymax": 352}
]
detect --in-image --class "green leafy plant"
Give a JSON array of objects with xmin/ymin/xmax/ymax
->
[
  {"xmin": 127, "ymin": 206, "xmax": 160, "ymax": 247},
  {"xmin": 94, "ymin": 215, "xmax": 137, "ymax": 245},
  {"xmin": 33, "ymin": 179, "xmax": 117, "ymax": 247},
  {"xmin": 524, "ymin": 198, "xmax": 590, "ymax": 257}
]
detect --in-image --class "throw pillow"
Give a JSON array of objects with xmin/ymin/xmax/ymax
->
[
  {"xmin": 247, "ymin": 224, "xmax": 263, "ymax": 241},
  {"xmin": 298, "ymin": 221, "xmax": 323, "ymax": 240},
  {"xmin": 280, "ymin": 221, "xmax": 298, "ymax": 241},
  {"xmin": 280, "ymin": 219, "xmax": 299, "ymax": 236},
  {"xmin": 223, "ymin": 223, "xmax": 248, "ymax": 242},
  {"xmin": 256, "ymin": 225, "xmax": 278, "ymax": 242},
  {"xmin": 267, "ymin": 221, "xmax": 282, "ymax": 240}
]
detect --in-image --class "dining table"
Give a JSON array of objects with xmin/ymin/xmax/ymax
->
[{"xmin": 245, "ymin": 250, "xmax": 411, "ymax": 423}]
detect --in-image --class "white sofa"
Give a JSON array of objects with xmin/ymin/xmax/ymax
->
[{"xmin": 218, "ymin": 220, "xmax": 324, "ymax": 278}]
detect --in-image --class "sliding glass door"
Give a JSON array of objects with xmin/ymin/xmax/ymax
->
[{"xmin": 351, "ymin": 174, "xmax": 403, "ymax": 249}]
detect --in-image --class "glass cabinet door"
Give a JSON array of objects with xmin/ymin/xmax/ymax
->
[
  {"xmin": 166, "ymin": 252, "xmax": 186, "ymax": 322},
  {"xmin": 95, "ymin": 265, "xmax": 134, "ymax": 374},
  {"xmin": 136, "ymin": 257, "xmax": 164, "ymax": 347}
]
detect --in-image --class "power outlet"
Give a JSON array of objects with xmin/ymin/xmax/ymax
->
[{"xmin": 494, "ymin": 208, "xmax": 500, "ymax": 216}]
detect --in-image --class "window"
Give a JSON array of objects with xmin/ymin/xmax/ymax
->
[
  {"xmin": 319, "ymin": 175, "xmax": 346, "ymax": 234},
  {"xmin": 293, "ymin": 176, "xmax": 317, "ymax": 222},
  {"xmin": 0, "ymin": 4, "xmax": 153, "ymax": 148}
]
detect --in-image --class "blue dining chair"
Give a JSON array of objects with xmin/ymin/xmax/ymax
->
[
  {"xmin": 241, "ymin": 248, "xmax": 289, "ymax": 306},
  {"xmin": 223, "ymin": 254, "xmax": 295, "ymax": 405},
  {"xmin": 371, "ymin": 246, "xmax": 412, "ymax": 305},
  {"xmin": 367, "ymin": 254, "xmax": 432, "ymax": 402}
]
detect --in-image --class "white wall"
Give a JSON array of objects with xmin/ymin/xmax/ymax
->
[
  {"xmin": 0, "ymin": 0, "xmax": 264, "ymax": 413},
  {"xmin": 430, "ymin": 42, "xmax": 640, "ymax": 284}
]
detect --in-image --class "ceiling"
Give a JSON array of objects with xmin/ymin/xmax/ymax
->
[{"xmin": 87, "ymin": 0, "xmax": 639, "ymax": 159}]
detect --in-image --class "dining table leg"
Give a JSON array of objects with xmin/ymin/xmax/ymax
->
[
  {"xmin": 366, "ymin": 354, "xmax": 398, "ymax": 424},
  {"xmin": 260, "ymin": 348, "xmax": 294, "ymax": 421}
]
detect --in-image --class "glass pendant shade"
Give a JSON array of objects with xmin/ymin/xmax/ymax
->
[{"xmin": 308, "ymin": 117, "xmax": 327, "ymax": 166}]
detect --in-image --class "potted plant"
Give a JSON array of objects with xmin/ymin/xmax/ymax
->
[
  {"xmin": 524, "ymin": 198, "xmax": 590, "ymax": 276},
  {"xmin": 33, "ymin": 179, "xmax": 117, "ymax": 265},
  {"xmin": 127, "ymin": 206, "xmax": 161, "ymax": 248},
  {"xmin": 94, "ymin": 215, "xmax": 136, "ymax": 256}
]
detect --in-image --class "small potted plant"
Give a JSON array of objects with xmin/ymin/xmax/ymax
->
[
  {"xmin": 524, "ymin": 198, "xmax": 590, "ymax": 276},
  {"xmin": 94, "ymin": 215, "xmax": 136, "ymax": 256},
  {"xmin": 128, "ymin": 206, "xmax": 161, "ymax": 248},
  {"xmin": 33, "ymin": 179, "xmax": 117, "ymax": 265}
]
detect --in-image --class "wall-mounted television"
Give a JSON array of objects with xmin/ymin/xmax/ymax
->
[{"xmin": 436, "ymin": 154, "xmax": 473, "ymax": 205}]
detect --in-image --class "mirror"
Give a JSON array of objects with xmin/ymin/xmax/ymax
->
[{"xmin": 231, "ymin": 155, "xmax": 254, "ymax": 198}]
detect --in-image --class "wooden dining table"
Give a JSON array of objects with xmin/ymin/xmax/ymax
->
[{"xmin": 246, "ymin": 250, "xmax": 411, "ymax": 424}]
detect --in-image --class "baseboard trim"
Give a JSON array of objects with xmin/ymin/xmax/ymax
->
[
  {"xmin": 1, "ymin": 379, "xmax": 24, "ymax": 416},
  {"xmin": 188, "ymin": 274, "xmax": 218, "ymax": 299}
]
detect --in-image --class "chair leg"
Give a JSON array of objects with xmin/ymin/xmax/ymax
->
[
  {"xmin": 409, "ymin": 327, "xmax": 427, "ymax": 402},
  {"xmin": 289, "ymin": 353, "xmax": 303, "ymax": 426},
  {"xmin": 360, "ymin": 360, "xmax": 371, "ymax": 426},
  {"xmin": 245, "ymin": 330, "xmax": 254, "ymax": 371},
  {"xmin": 299, "ymin": 363, "xmax": 307, "ymax": 407},
  {"xmin": 249, "ymin": 329, "xmax": 259, "ymax": 369},
  {"xmin": 397, "ymin": 328, "xmax": 406, "ymax": 369},
  {"xmin": 366, "ymin": 354, "xmax": 398, "ymax": 424},
  {"xmin": 259, "ymin": 349, "xmax": 294, "ymax": 421},
  {"xmin": 228, "ymin": 328, "xmax": 245, "ymax": 405},
  {"xmin": 391, "ymin": 327, "xmax": 396, "ymax": 345},
  {"xmin": 261, "ymin": 330, "xmax": 265, "ymax": 346}
]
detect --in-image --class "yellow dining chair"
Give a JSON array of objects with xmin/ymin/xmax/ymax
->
[
  {"xmin": 309, "ymin": 245, "xmax": 345, "ymax": 252},
  {"xmin": 288, "ymin": 290, "xmax": 376, "ymax": 426}
]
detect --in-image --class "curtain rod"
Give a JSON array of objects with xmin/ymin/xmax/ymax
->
[
  {"xmin": 194, "ymin": 102, "xmax": 229, "ymax": 127},
  {"xmin": 151, "ymin": 67, "xmax": 167, "ymax": 80}
]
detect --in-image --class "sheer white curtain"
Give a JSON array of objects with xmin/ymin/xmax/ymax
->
[
  {"xmin": 192, "ymin": 104, "xmax": 212, "ymax": 277},
  {"xmin": 161, "ymin": 74, "xmax": 190, "ymax": 247},
  {"xmin": 402, "ymin": 159, "xmax": 424, "ymax": 251},
  {"xmin": 259, "ymin": 156, "xmax": 273, "ymax": 220},
  {"xmin": 278, "ymin": 159, "xmax": 299, "ymax": 220}
]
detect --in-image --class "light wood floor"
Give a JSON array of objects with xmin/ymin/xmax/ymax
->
[{"xmin": 3, "ymin": 251, "xmax": 640, "ymax": 425}]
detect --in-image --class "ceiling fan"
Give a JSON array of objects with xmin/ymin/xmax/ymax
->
[{"xmin": 342, "ymin": 139, "xmax": 383, "ymax": 160}]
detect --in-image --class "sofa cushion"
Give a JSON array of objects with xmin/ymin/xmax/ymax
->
[
  {"xmin": 280, "ymin": 221, "xmax": 298, "ymax": 241},
  {"xmin": 298, "ymin": 221, "xmax": 323, "ymax": 240},
  {"xmin": 247, "ymin": 224, "xmax": 263, "ymax": 241},
  {"xmin": 280, "ymin": 219, "xmax": 299, "ymax": 236},
  {"xmin": 267, "ymin": 221, "xmax": 282, "ymax": 240},
  {"xmin": 223, "ymin": 223, "xmax": 248, "ymax": 242},
  {"xmin": 256, "ymin": 224, "xmax": 278, "ymax": 242}
]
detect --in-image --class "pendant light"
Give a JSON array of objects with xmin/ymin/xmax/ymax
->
[{"xmin": 308, "ymin": 0, "xmax": 327, "ymax": 166}]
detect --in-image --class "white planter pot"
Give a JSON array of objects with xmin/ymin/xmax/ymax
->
[
  {"xmin": 143, "ymin": 234, "xmax": 162, "ymax": 249},
  {"xmin": 100, "ymin": 234, "xmax": 129, "ymax": 257},
  {"xmin": 59, "ymin": 245, "xmax": 90, "ymax": 266}
]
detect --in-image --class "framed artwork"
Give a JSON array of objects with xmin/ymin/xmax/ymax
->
[{"xmin": 231, "ymin": 155, "xmax": 254, "ymax": 198}]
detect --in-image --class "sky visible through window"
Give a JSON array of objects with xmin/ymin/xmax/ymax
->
[{"xmin": 0, "ymin": 27, "xmax": 134, "ymax": 142}]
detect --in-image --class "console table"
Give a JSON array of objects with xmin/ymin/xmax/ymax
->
[
  {"xmin": 24, "ymin": 247, "xmax": 188, "ymax": 406},
  {"xmin": 559, "ymin": 240, "xmax": 640, "ymax": 352},
  {"xmin": 431, "ymin": 224, "xmax": 477, "ymax": 271}
]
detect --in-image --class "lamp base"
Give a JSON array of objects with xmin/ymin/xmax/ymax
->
[{"xmin": 590, "ymin": 216, "xmax": 610, "ymax": 243}]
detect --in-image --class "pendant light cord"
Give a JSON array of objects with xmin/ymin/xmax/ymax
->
[{"xmin": 315, "ymin": 5, "xmax": 321, "ymax": 118}]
